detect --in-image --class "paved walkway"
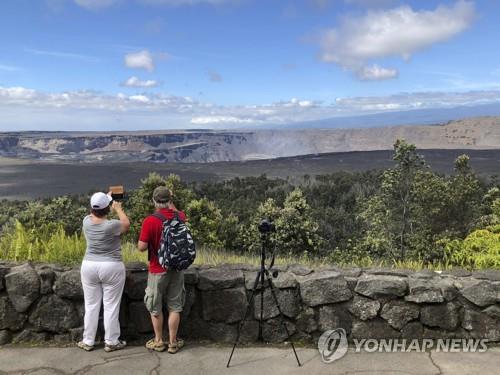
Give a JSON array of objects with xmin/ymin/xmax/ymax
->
[{"xmin": 0, "ymin": 344, "xmax": 499, "ymax": 375}]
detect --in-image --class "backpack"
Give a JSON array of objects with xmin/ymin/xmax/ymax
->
[{"xmin": 151, "ymin": 211, "xmax": 196, "ymax": 271}]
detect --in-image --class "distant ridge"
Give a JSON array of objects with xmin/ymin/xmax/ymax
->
[{"xmin": 0, "ymin": 116, "xmax": 499, "ymax": 163}]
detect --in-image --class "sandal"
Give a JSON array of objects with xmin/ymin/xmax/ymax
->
[
  {"xmin": 77, "ymin": 341, "xmax": 94, "ymax": 352},
  {"xmin": 167, "ymin": 338, "xmax": 185, "ymax": 354},
  {"xmin": 146, "ymin": 338, "xmax": 166, "ymax": 352}
]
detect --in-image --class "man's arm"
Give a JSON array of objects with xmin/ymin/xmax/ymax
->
[{"xmin": 138, "ymin": 240, "xmax": 148, "ymax": 252}]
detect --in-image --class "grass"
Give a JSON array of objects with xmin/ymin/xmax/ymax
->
[{"xmin": 0, "ymin": 221, "xmax": 497, "ymax": 271}]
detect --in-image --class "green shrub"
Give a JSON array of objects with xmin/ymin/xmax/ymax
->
[{"xmin": 443, "ymin": 225, "xmax": 500, "ymax": 269}]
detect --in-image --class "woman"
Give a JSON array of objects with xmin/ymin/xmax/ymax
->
[{"xmin": 78, "ymin": 192, "xmax": 130, "ymax": 352}]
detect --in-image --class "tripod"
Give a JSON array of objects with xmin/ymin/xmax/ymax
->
[{"xmin": 226, "ymin": 232, "xmax": 302, "ymax": 368}]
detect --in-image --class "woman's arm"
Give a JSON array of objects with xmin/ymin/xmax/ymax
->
[{"xmin": 111, "ymin": 201, "xmax": 130, "ymax": 234}]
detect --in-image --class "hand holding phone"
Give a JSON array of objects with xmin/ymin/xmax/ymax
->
[{"xmin": 109, "ymin": 185, "xmax": 125, "ymax": 201}]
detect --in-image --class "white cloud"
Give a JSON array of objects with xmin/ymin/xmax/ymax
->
[
  {"xmin": 319, "ymin": 0, "xmax": 475, "ymax": 80},
  {"xmin": 129, "ymin": 94, "xmax": 151, "ymax": 103},
  {"xmin": 357, "ymin": 65, "xmax": 398, "ymax": 80},
  {"xmin": 124, "ymin": 50, "xmax": 155, "ymax": 71},
  {"xmin": 74, "ymin": 0, "xmax": 120, "ymax": 10},
  {"xmin": 121, "ymin": 76, "xmax": 159, "ymax": 88},
  {"xmin": 191, "ymin": 115, "xmax": 258, "ymax": 125}
]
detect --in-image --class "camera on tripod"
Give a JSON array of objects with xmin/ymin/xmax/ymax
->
[
  {"xmin": 227, "ymin": 216, "xmax": 301, "ymax": 367},
  {"xmin": 258, "ymin": 218, "xmax": 275, "ymax": 234}
]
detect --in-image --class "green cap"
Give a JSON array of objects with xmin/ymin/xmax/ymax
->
[{"xmin": 153, "ymin": 186, "xmax": 172, "ymax": 203}]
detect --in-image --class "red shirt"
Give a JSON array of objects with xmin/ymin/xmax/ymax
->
[{"xmin": 139, "ymin": 208, "xmax": 187, "ymax": 274}]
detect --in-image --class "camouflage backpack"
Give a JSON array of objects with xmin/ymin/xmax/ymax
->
[{"xmin": 152, "ymin": 211, "xmax": 196, "ymax": 271}]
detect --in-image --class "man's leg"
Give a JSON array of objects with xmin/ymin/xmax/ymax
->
[
  {"xmin": 145, "ymin": 273, "xmax": 166, "ymax": 345},
  {"xmin": 151, "ymin": 311, "xmax": 164, "ymax": 343},
  {"xmin": 166, "ymin": 270, "xmax": 185, "ymax": 346},
  {"xmin": 168, "ymin": 311, "xmax": 180, "ymax": 344}
]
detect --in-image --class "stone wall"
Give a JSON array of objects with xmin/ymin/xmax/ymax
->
[{"xmin": 0, "ymin": 262, "xmax": 499, "ymax": 346}]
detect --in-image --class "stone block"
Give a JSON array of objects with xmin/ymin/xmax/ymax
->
[
  {"xmin": 5, "ymin": 263, "xmax": 40, "ymax": 312},
  {"xmin": 355, "ymin": 274, "xmax": 407, "ymax": 299},
  {"xmin": 298, "ymin": 271, "xmax": 352, "ymax": 307}
]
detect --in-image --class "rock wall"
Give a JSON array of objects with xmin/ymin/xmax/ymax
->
[{"xmin": 0, "ymin": 262, "xmax": 499, "ymax": 346}]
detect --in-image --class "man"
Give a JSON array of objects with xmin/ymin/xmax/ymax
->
[{"xmin": 138, "ymin": 186, "xmax": 186, "ymax": 353}]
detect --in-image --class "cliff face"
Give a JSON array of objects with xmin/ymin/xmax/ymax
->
[{"xmin": 1, "ymin": 117, "xmax": 499, "ymax": 163}]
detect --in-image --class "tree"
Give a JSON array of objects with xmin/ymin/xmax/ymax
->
[
  {"xmin": 274, "ymin": 188, "xmax": 323, "ymax": 256},
  {"xmin": 186, "ymin": 198, "xmax": 224, "ymax": 249},
  {"xmin": 126, "ymin": 173, "xmax": 196, "ymax": 240},
  {"xmin": 360, "ymin": 140, "xmax": 427, "ymax": 260}
]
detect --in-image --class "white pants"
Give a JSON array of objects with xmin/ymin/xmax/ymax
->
[{"xmin": 80, "ymin": 260, "xmax": 126, "ymax": 346}]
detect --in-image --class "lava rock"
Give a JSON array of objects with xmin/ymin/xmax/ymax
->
[
  {"xmin": 404, "ymin": 277, "xmax": 444, "ymax": 304},
  {"xmin": 208, "ymin": 322, "xmax": 237, "ymax": 343},
  {"xmin": 54, "ymin": 269, "xmax": 83, "ymax": 299},
  {"xmin": 355, "ymin": 274, "xmax": 407, "ymax": 299},
  {"xmin": 125, "ymin": 271, "xmax": 148, "ymax": 300},
  {"xmin": 12, "ymin": 329, "xmax": 49, "ymax": 344},
  {"xmin": 420, "ymin": 302, "xmax": 459, "ymax": 330},
  {"xmin": 252, "ymin": 287, "xmax": 300, "ymax": 320},
  {"xmin": 482, "ymin": 304, "xmax": 500, "ymax": 320},
  {"xmin": 298, "ymin": 271, "xmax": 352, "ymax": 307},
  {"xmin": 318, "ymin": 304, "xmax": 352, "ymax": 334},
  {"xmin": 401, "ymin": 321, "xmax": 424, "ymax": 339},
  {"xmin": 0, "ymin": 265, "xmax": 10, "ymax": 291},
  {"xmin": 459, "ymin": 280, "xmax": 499, "ymax": 307},
  {"xmin": 36, "ymin": 266, "xmax": 56, "ymax": 295},
  {"xmin": 128, "ymin": 302, "xmax": 153, "ymax": 333},
  {"xmin": 348, "ymin": 295, "xmax": 380, "ymax": 321},
  {"xmin": 184, "ymin": 268, "xmax": 199, "ymax": 285},
  {"xmin": 201, "ymin": 287, "xmax": 248, "ymax": 323},
  {"xmin": 5, "ymin": 263, "xmax": 40, "ymax": 313},
  {"xmin": 462, "ymin": 308, "xmax": 500, "ymax": 341},
  {"xmin": 262, "ymin": 317, "xmax": 296, "ymax": 343},
  {"xmin": 0, "ymin": 329, "xmax": 12, "ymax": 345},
  {"xmin": 380, "ymin": 300, "xmax": 419, "ymax": 330},
  {"xmin": 351, "ymin": 319, "xmax": 400, "ymax": 339},
  {"xmin": 29, "ymin": 295, "xmax": 81, "ymax": 333},
  {"xmin": 198, "ymin": 268, "xmax": 244, "ymax": 291},
  {"xmin": 295, "ymin": 307, "xmax": 317, "ymax": 334},
  {"xmin": 0, "ymin": 296, "xmax": 27, "ymax": 330}
]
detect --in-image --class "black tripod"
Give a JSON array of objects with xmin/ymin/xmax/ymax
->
[{"xmin": 226, "ymin": 225, "xmax": 302, "ymax": 368}]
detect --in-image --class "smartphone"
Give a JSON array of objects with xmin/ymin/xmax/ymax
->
[{"xmin": 109, "ymin": 185, "xmax": 125, "ymax": 201}]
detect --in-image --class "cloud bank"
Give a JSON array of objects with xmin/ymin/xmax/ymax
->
[{"xmin": 1, "ymin": 85, "xmax": 500, "ymax": 130}]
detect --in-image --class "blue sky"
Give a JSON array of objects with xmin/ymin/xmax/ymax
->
[{"xmin": 1, "ymin": 0, "xmax": 500, "ymax": 130}]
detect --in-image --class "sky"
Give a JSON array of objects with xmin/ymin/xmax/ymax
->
[{"xmin": 1, "ymin": 0, "xmax": 500, "ymax": 131}]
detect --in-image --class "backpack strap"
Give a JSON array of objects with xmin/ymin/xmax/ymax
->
[
  {"xmin": 147, "ymin": 212, "xmax": 168, "ymax": 261},
  {"xmin": 151, "ymin": 212, "xmax": 168, "ymax": 222}
]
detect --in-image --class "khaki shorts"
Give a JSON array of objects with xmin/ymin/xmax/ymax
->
[{"xmin": 144, "ymin": 271, "xmax": 185, "ymax": 315}]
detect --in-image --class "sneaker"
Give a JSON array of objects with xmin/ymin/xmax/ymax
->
[
  {"xmin": 77, "ymin": 341, "xmax": 94, "ymax": 352},
  {"xmin": 146, "ymin": 338, "xmax": 166, "ymax": 352},
  {"xmin": 167, "ymin": 338, "xmax": 185, "ymax": 354},
  {"xmin": 104, "ymin": 340, "xmax": 127, "ymax": 353}
]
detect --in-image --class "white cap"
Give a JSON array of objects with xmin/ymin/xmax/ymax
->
[{"xmin": 90, "ymin": 192, "xmax": 112, "ymax": 210}]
